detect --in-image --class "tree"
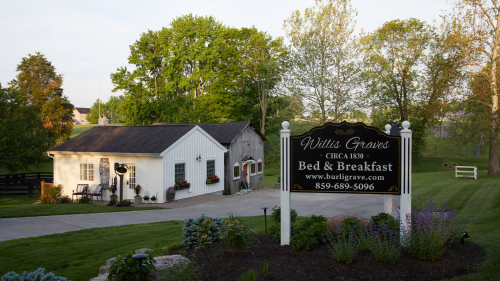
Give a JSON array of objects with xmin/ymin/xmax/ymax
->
[
  {"xmin": 0, "ymin": 86, "xmax": 52, "ymax": 173},
  {"xmin": 243, "ymin": 31, "xmax": 288, "ymax": 135},
  {"xmin": 9, "ymin": 52, "xmax": 74, "ymax": 146},
  {"xmin": 442, "ymin": 0, "xmax": 500, "ymax": 176},
  {"xmin": 111, "ymin": 15, "xmax": 286, "ymax": 127},
  {"xmin": 284, "ymin": 0, "xmax": 362, "ymax": 124},
  {"xmin": 87, "ymin": 96, "xmax": 125, "ymax": 124},
  {"xmin": 360, "ymin": 18, "xmax": 465, "ymax": 161}
]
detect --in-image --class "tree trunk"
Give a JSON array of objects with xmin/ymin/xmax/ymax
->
[
  {"xmin": 487, "ymin": 54, "xmax": 500, "ymax": 176},
  {"xmin": 487, "ymin": 93, "xmax": 500, "ymax": 176}
]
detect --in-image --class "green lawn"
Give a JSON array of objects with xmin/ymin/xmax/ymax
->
[
  {"xmin": 0, "ymin": 216, "xmax": 271, "ymax": 280},
  {"xmin": 70, "ymin": 123, "xmax": 123, "ymax": 139},
  {"xmin": 0, "ymin": 170, "xmax": 499, "ymax": 280},
  {"xmin": 0, "ymin": 197, "xmax": 167, "ymax": 218}
]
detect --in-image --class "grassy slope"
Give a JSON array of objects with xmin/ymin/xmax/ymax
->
[{"xmin": 412, "ymin": 170, "xmax": 500, "ymax": 280}]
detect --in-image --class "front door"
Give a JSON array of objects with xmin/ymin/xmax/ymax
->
[
  {"xmin": 125, "ymin": 165, "xmax": 136, "ymax": 199},
  {"xmin": 243, "ymin": 164, "xmax": 248, "ymax": 183}
]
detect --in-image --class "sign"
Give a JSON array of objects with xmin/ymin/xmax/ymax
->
[
  {"xmin": 291, "ymin": 122, "xmax": 400, "ymax": 194},
  {"xmin": 99, "ymin": 158, "xmax": 110, "ymax": 189}
]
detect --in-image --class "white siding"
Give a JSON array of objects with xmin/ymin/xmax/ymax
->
[
  {"xmin": 54, "ymin": 154, "xmax": 163, "ymax": 202},
  {"xmin": 162, "ymin": 128, "xmax": 225, "ymax": 201}
]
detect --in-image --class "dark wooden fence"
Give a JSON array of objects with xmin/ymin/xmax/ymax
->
[{"xmin": 0, "ymin": 172, "xmax": 53, "ymax": 197}]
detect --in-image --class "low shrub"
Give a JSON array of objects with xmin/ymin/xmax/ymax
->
[
  {"xmin": 78, "ymin": 196, "xmax": 91, "ymax": 204},
  {"xmin": 1, "ymin": 267, "xmax": 68, "ymax": 281},
  {"xmin": 239, "ymin": 268, "xmax": 257, "ymax": 281},
  {"xmin": 160, "ymin": 257, "xmax": 201, "ymax": 281},
  {"xmin": 337, "ymin": 217, "xmax": 363, "ymax": 238},
  {"xmin": 107, "ymin": 250, "xmax": 156, "ymax": 281},
  {"xmin": 371, "ymin": 212, "xmax": 399, "ymax": 233},
  {"xmin": 368, "ymin": 224, "xmax": 401, "ymax": 264},
  {"xmin": 38, "ymin": 184, "xmax": 63, "ymax": 204},
  {"xmin": 401, "ymin": 196, "xmax": 469, "ymax": 261},
  {"xmin": 181, "ymin": 214, "xmax": 225, "ymax": 265},
  {"xmin": 220, "ymin": 214, "xmax": 251, "ymax": 252},
  {"xmin": 328, "ymin": 227, "xmax": 359, "ymax": 264},
  {"xmin": 270, "ymin": 206, "xmax": 297, "ymax": 224},
  {"xmin": 290, "ymin": 215, "xmax": 328, "ymax": 250},
  {"xmin": 59, "ymin": 195, "xmax": 71, "ymax": 203}
]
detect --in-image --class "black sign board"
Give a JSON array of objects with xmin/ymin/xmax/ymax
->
[{"xmin": 291, "ymin": 122, "xmax": 401, "ymax": 194}]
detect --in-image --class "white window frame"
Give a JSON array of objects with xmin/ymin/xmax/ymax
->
[
  {"xmin": 175, "ymin": 163, "xmax": 186, "ymax": 183},
  {"xmin": 80, "ymin": 163, "xmax": 95, "ymax": 181},
  {"xmin": 249, "ymin": 161, "xmax": 257, "ymax": 176},
  {"xmin": 233, "ymin": 162, "xmax": 240, "ymax": 180},
  {"xmin": 207, "ymin": 159, "xmax": 216, "ymax": 177},
  {"xmin": 257, "ymin": 159, "xmax": 263, "ymax": 174}
]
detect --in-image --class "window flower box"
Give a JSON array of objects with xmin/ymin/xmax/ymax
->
[
  {"xmin": 206, "ymin": 175, "xmax": 220, "ymax": 184},
  {"xmin": 174, "ymin": 181, "xmax": 190, "ymax": 190}
]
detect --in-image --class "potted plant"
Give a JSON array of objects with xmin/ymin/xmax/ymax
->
[
  {"xmin": 109, "ymin": 184, "xmax": 116, "ymax": 195},
  {"xmin": 150, "ymin": 195, "xmax": 156, "ymax": 203},
  {"xmin": 174, "ymin": 180, "xmax": 190, "ymax": 190},
  {"xmin": 206, "ymin": 175, "xmax": 220, "ymax": 184},
  {"xmin": 134, "ymin": 184, "xmax": 142, "ymax": 197},
  {"xmin": 143, "ymin": 195, "xmax": 150, "ymax": 201}
]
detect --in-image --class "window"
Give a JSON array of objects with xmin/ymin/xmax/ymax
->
[
  {"xmin": 80, "ymin": 163, "xmax": 94, "ymax": 181},
  {"xmin": 207, "ymin": 160, "xmax": 215, "ymax": 177},
  {"xmin": 128, "ymin": 165, "xmax": 136, "ymax": 189},
  {"xmin": 175, "ymin": 163, "xmax": 185, "ymax": 183},
  {"xmin": 250, "ymin": 162, "xmax": 256, "ymax": 175},
  {"xmin": 233, "ymin": 162, "xmax": 240, "ymax": 180},
  {"xmin": 257, "ymin": 161, "xmax": 263, "ymax": 173}
]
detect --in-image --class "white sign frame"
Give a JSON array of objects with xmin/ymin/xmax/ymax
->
[{"xmin": 280, "ymin": 121, "xmax": 412, "ymax": 245}]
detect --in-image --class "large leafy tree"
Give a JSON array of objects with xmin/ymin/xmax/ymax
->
[
  {"xmin": 0, "ymin": 86, "xmax": 52, "ymax": 173},
  {"xmin": 361, "ymin": 18, "xmax": 466, "ymax": 161},
  {"xmin": 8, "ymin": 52, "xmax": 74, "ymax": 146},
  {"xmin": 284, "ymin": 0, "xmax": 362, "ymax": 124},
  {"xmin": 112, "ymin": 15, "xmax": 286, "ymax": 127},
  {"xmin": 442, "ymin": 0, "xmax": 500, "ymax": 176}
]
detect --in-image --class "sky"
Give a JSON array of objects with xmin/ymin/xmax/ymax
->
[{"xmin": 0, "ymin": 0, "xmax": 453, "ymax": 108}]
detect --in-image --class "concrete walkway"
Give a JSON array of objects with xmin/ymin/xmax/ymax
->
[{"xmin": 0, "ymin": 188, "xmax": 400, "ymax": 242}]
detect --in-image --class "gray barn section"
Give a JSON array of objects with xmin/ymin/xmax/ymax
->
[{"xmin": 154, "ymin": 122, "xmax": 266, "ymax": 195}]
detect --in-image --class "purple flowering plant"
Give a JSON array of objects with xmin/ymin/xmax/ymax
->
[
  {"xmin": 327, "ymin": 224, "xmax": 360, "ymax": 264},
  {"xmin": 400, "ymin": 195, "xmax": 470, "ymax": 261}
]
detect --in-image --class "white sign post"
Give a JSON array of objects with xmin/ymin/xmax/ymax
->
[
  {"xmin": 280, "ymin": 121, "xmax": 291, "ymax": 245},
  {"xmin": 280, "ymin": 120, "xmax": 412, "ymax": 246},
  {"xmin": 399, "ymin": 121, "xmax": 412, "ymax": 237}
]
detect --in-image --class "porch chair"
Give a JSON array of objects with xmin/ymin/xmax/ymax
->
[
  {"xmin": 72, "ymin": 184, "xmax": 89, "ymax": 202},
  {"xmin": 88, "ymin": 185, "xmax": 103, "ymax": 202}
]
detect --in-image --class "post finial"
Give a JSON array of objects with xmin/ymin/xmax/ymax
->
[
  {"xmin": 402, "ymin": 121, "xmax": 410, "ymax": 130},
  {"xmin": 385, "ymin": 124, "xmax": 392, "ymax": 132},
  {"xmin": 282, "ymin": 121, "xmax": 290, "ymax": 130}
]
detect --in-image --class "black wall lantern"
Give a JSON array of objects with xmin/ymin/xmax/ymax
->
[{"xmin": 114, "ymin": 163, "xmax": 128, "ymax": 201}]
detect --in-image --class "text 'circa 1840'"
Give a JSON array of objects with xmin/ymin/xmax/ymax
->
[{"xmin": 291, "ymin": 122, "xmax": 401, "ymax": 194}]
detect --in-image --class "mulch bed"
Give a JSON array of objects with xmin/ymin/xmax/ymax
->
[{"xmin": 170, "ymin": 235, "xmax": 483, "ymax": 281}]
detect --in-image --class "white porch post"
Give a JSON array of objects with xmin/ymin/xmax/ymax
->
[
  {"xmin": 384, "ymin": 124, "xmax": 393, "ymax": 215},
  {"xmin": 280, "ymin": 121, "xmax": 291, "ymax": 245},
  {"xmin": 400, "ymin": 121, "xmax": 412, "ymax": 239}
]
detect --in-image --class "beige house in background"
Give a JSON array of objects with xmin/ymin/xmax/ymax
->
[{"xmin": 72, "ymin": 108, "xmax": 90, "ymax": 125}]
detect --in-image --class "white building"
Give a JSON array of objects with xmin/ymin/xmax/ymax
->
[{"xmin": 49, "ymin": 124, "xmax": 227, "ymax": 203}]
